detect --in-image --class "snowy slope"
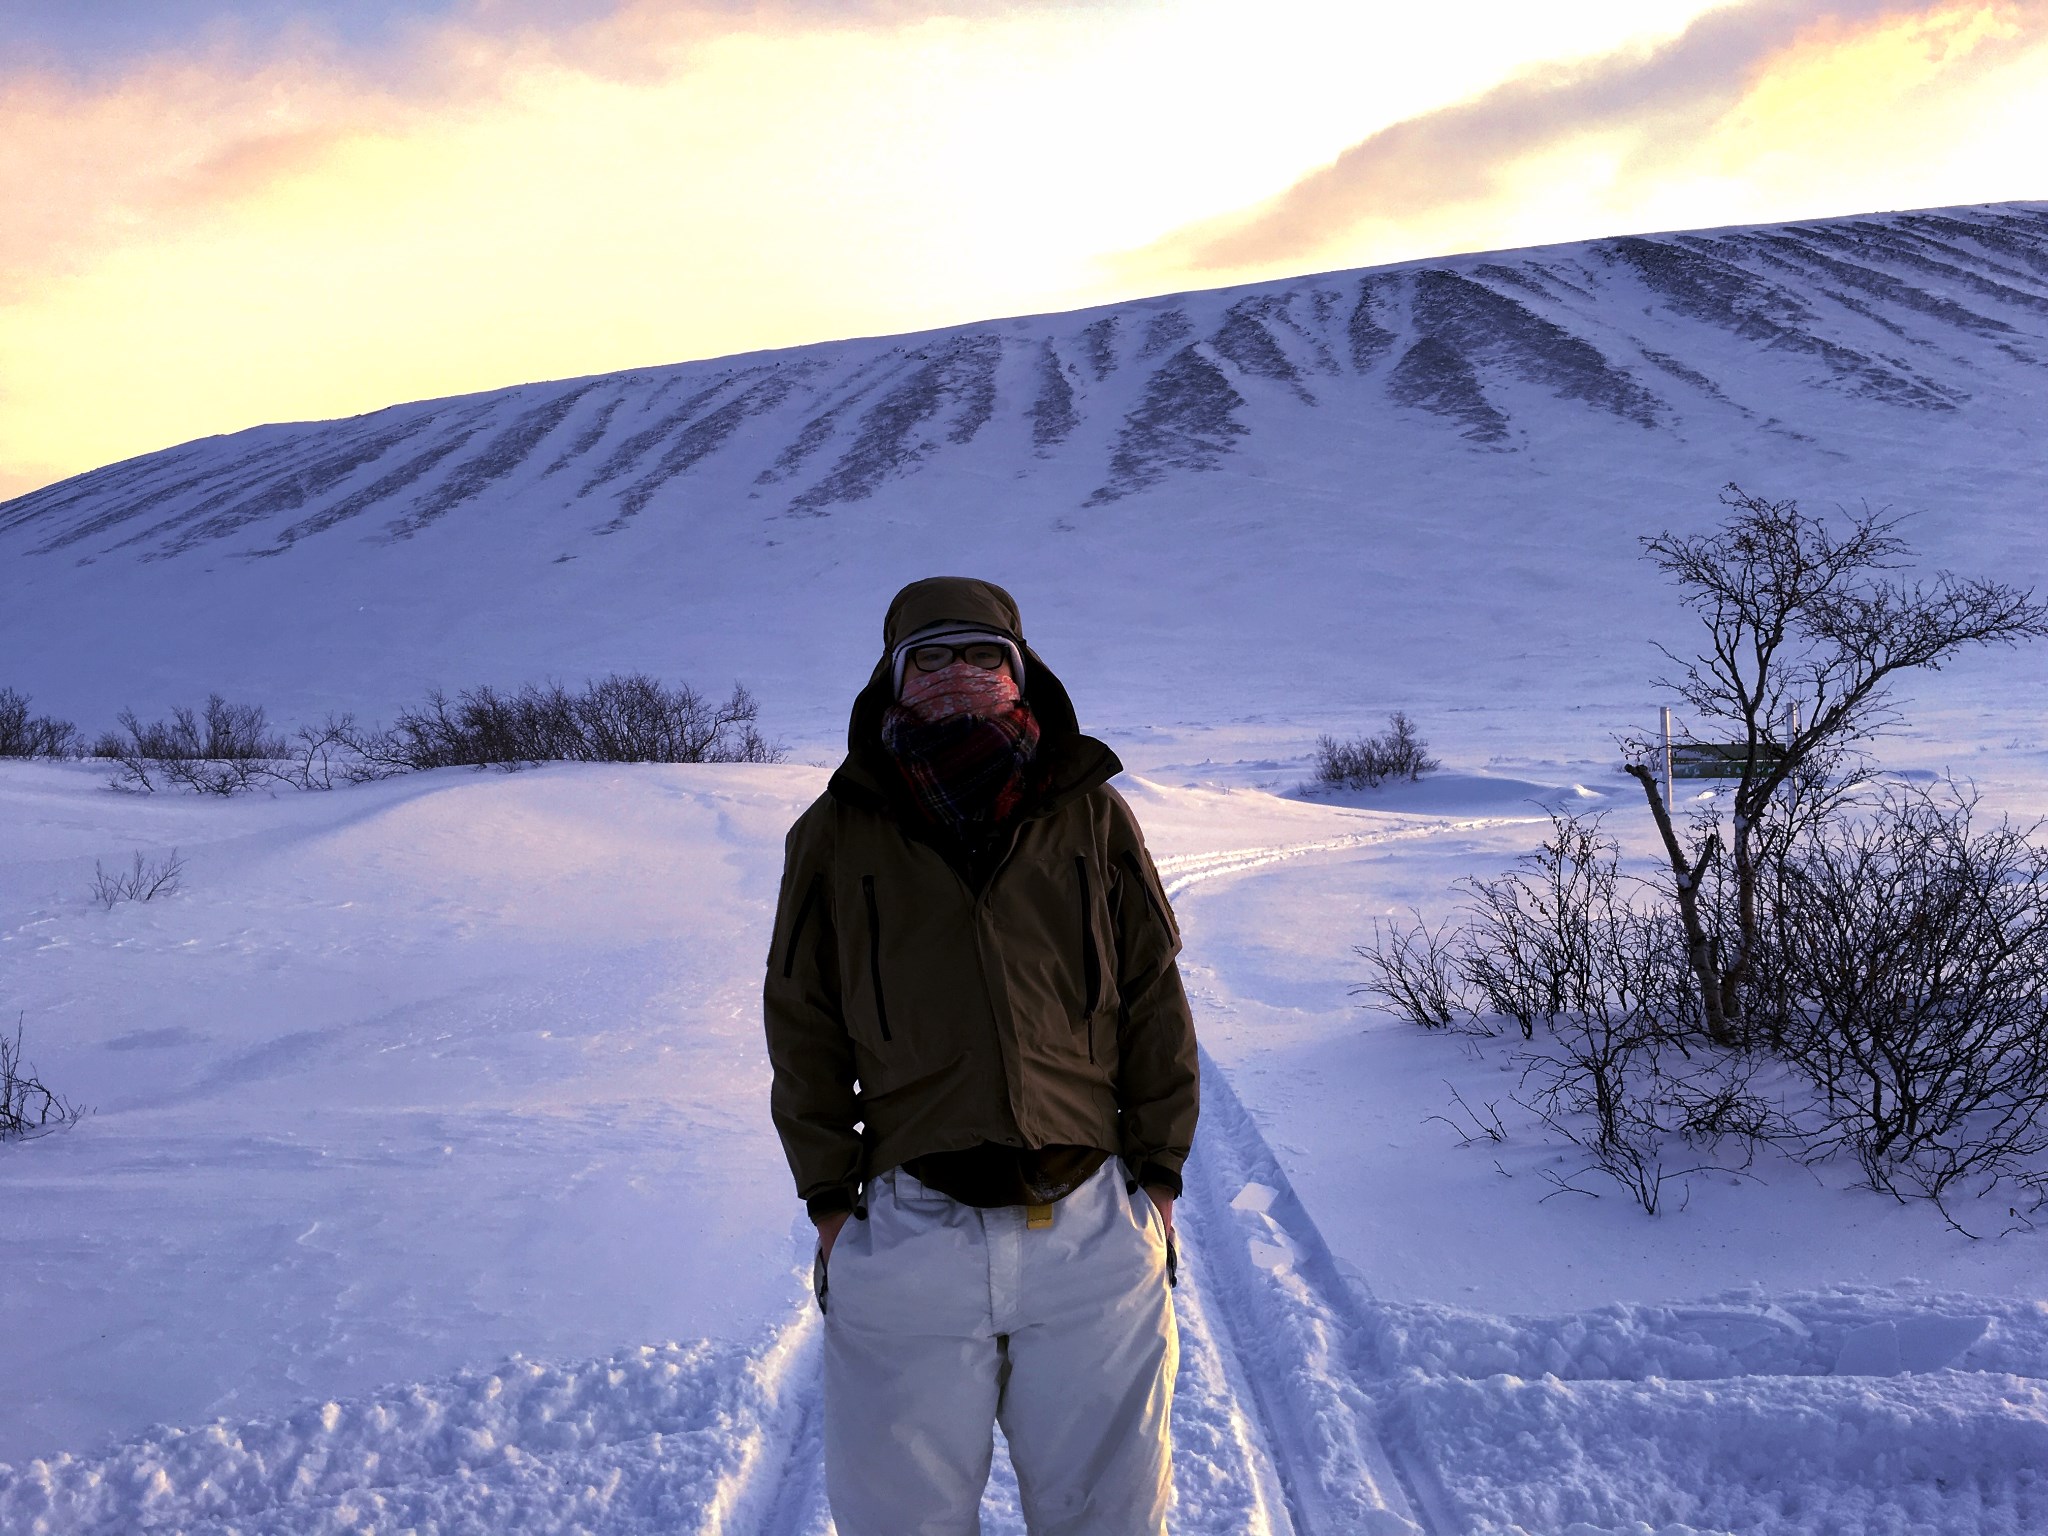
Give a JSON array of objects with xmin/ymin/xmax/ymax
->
[{"xmin": 2, "ymin": 202, "xmax": 2045, "ymax": 776}]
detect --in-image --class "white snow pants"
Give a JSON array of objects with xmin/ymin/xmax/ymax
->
[{"xmin": 820, "ymin": 1157, "xmax": 1178, "ymax": 1536}]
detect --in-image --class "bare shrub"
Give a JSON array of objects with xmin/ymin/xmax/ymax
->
[
  {"xmin": 1427, "ymin": 1082, "xmax": 1509, "ymax": 1145},
  {"xmin": 0, "ymin": 688, "xmax": 79, "ymax": 758},
  {"xmin": 1459, "ymin": 811, "xmax": 1697, "ymax": 1041},
  {"xmin": 1515, "ymin": 1014, "xmax": 1785, "ymax": 1215},
  {"xmin": 1768, "ymin": 782, "xmax": 2048, "ymax": 1223},
  {"xmin": 89, "ymin": 673, "xmax": 780, "ymax": 793},
  {"xmin": 379, "ymin": 674, "xmax": 782, "ymax": 770},
  {"xmin": 1362, "ymin": 809, "xmax": 1785, "ymax": 1212},
  {"xmin": 1355, "ymin": 912, "xmax": 1469, "ymax": 1030},
  {"xmin": 1313, "ymin": 711, "xmax": 1439, "ymax": 790},
  {"xmin": 273, "ymin": 715, "xmax": 410, "ymax": 790},
  {"xmin": 108, "ymin": 695, "xmax": 285, "ymax": 794},
  {"xmin": 91, "ymin": 849, "xmax": 186, "ymax": 909},
  {"xmin": 1357, "ymin": 811, "xmax": 1666, "ymax": 1039},
  {"xmin": 1, "ymin": 1019, "xmax": 87, "ymax": 1141},
  {"xmin": 1367, "ymin": 787, "xmax": 2047, "ymax": 1221}
]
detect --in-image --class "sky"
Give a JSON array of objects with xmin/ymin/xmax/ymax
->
[{"xmin": 2, "ymin": 0, "xmax": 2044, "ymax": 500}]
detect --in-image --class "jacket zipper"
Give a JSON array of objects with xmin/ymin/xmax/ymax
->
[
  {"xmin": 780, "ymin": 872, "xmax": 825, "ymax": 980},
  {"xmin": 1075, "ymin": 855, "xmax": 1102, "ymax": 1060},
  {"xmin": 861, "ymin": 874, "xmax": 893, "ymax": 1042},
  {"xmin": 1119, "ymin": 849, "xmax": 1176, "ymax": 939}
]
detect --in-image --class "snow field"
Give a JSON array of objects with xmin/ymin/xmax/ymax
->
[{"xmin": 4, "ymin": 756, "xmax": 2046, "ymax": 1533}]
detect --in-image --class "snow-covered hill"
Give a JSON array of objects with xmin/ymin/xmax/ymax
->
[{"xmin": 4, "ymin": 202, "xmax": 2046, "ymax": 766}]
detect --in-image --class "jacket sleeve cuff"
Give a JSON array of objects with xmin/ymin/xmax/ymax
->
[
  {"xmin": 805, "ymin": 1187, "xmax": 857, "ymax": 1223},
  {"xmin": 802, "ymin": 1187, "xmax": 851, "ymax": 1228},
  {"xmin": 1135, "ymin": 1160, "xmax": 1183, "ymax": 1198}
]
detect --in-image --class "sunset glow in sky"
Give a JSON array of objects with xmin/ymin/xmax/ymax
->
[{"xmin": 3, "ymin": 0, "xmax": 2045, "ymax": 499}]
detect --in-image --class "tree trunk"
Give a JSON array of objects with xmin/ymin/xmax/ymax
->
[
  {"xmin": 1723, "ymin": 812, "xmax": 1758, "ymax": 1047},
  {"xmin": 1626, "ymin": 764, "xmax": 1734, "ymax": 1045}
]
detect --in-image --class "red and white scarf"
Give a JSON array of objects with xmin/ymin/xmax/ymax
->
[{"xmin": 881, "ymin": 663, "xmax": 1040, "ymax": 834}]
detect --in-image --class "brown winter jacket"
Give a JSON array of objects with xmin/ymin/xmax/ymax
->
[{"xmin": 763, "ymin": 578, "xmax": 1199, "ymax": 1218}]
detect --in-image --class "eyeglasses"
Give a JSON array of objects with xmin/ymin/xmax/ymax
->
[{"xmin": 908, "ymin": 641, "xmax": 1010, "ymax": 674}]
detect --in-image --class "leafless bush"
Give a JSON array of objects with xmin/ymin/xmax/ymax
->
[
  {"xmin": 0, "ymin": 687, "xmax": 79, "ymax": 758},
  {"xmin": 1357, "ymin": 811, "xmax": 1674, "ymax": 1037},
  {"xmin": 1768, "ymin": 782, "xmax": 2048, "ymax": 1223},
  {"xmin": 1461, "ymin": 810, "xmax": 1696, "ymax": 1041},
  {"xmin": 1517, "ymin": 1030, "xmax": 1682, "ymax": 1214},
  {"xmin": 1313, "ymin": 711, "xmax": 1439, "ymax": 790},
  {"xmin": 107, "ymin": 695, "xmax": 285, "ymax": 794},
  {"xmin": 1516, "ymin": 1013, "xmax": 1785, "ymax": 1214},
  {"xmin": 272, "ymin": 715, "xmax": 411, "ymax": 790},
  {"xmin": 1427, "ymin": 1082, "xmax": 1509, "ymax": 1145},
  {"xmin": 1355, "ymin": 913, "xmax": 1469, "ymax": 1030},
  {"xmin": 1362, "ymin": 809, "xmax": 1788, "ymax": 1212},
  {"xmin": 90, "ymin": 849, "xmax": 186, "ymax": 909},
  {"xmin": 379, "ymin": 674, "xmax": 782, "ymax": 770},
  {"xmin": 89, "ymin": 674, "xmax": 782, "ymax": 793},
  {"xmin": 1, "ymin": 1019, "xmax": 87, "ymax": 1141},
  {"xmin": 1368, "ymin": 784, "xmax": 2048, "ymax": 1221}
]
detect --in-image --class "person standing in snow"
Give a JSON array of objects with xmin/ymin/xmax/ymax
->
[{"xmin": 764, "ymin": 575, "xmax": 1198, "ymax": 1535}]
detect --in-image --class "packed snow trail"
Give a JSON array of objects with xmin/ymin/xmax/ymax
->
[{"xmin": 1150, "ymin": 818, "xmax": 1540, "ymax": 897}]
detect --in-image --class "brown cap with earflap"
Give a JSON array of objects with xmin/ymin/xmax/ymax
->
[{"xmin": 882, "ymin": 577, "xmax": 1024, "ymax": 652}]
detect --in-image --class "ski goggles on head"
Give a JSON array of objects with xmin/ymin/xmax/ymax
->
[{"xmin": 890, "ymin": 628, "xmax": 1026, "ymax": 696}]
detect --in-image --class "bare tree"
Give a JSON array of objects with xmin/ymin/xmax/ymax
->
[{"xmin": 1625, "ymin": 486, "xmax": 2048, "ymax": 1045}]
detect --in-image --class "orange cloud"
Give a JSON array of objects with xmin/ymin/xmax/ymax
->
[
  {"xmin": 164, "ymin": 124, "xmax": 358, "ymax": 209},
  {"xmin": 0, "ymin": 52, "xmax": 406, "ymax": 300},
  {"xmin": 1125, "ymin": 0, "xmax": 2048, "ymax": 279},
  {"xmin": 0, "ymin": 2, "xmax": 1046, "ymax": 300}
]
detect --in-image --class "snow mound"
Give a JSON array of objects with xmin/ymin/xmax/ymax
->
[
  {"xmin": 1380, "ymin": 1368, "xmax": 2048, "ymax": 1536},
  {"xmin": 0, "ymin": 1331, "xmax": 812, "ymax": 1536}
]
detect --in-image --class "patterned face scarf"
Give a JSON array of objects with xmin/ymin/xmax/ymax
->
[{"xmin": 881, "ymin": 661, "xmax": 1041, "ymax": 836}]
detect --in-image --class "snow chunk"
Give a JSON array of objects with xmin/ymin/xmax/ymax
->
[
  {"xmin": 1229, "ymin": 1181, "xmax": 1277, "ymax": 1215},
  {"xmin": 1833, "ymin": 1315, "xmax": 1991, "ymax": 1376}
]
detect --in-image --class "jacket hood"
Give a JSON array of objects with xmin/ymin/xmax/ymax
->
[
  {"xmin": 880, "ymin": 576, "xmax": 1025, "ymax": 653},
  {"xmin": 831, "ymin": 576, "xmax": 1118, "ymax": 816}
]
